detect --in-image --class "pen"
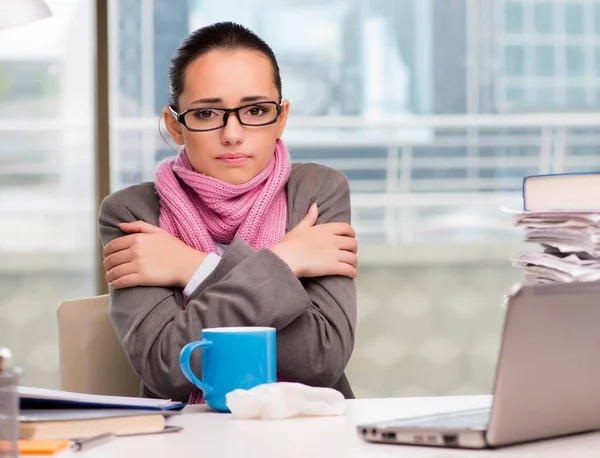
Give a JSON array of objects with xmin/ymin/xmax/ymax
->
[{"xmin": 71, "ymin": 432, "xmax": 116, "ymax": 452}]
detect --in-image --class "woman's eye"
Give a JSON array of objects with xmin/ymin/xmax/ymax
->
[
  {"xmin": 246, "ymin": 106, "xmax": 266, "ymax": 116},
  {"xmin": 194, "ymin": 109, "xmax": 217, "ymax": 119}
]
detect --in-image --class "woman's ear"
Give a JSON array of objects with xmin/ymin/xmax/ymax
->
[
  {"xmin": 163, "ymin": 106, "xmax": 185, "ymax": 145},
  {"xmin": 276, "ymin": 99, "xmax": 290, "ymax": 139}
]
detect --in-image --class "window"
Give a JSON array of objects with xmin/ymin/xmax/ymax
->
[
  {"xmin": 505, "ymin": 87, "xmax": 524, "ymax": 104},
  {"xmin": 504, "ymin": 2, "xmax": 524, "ymax": 34},
  {"xmin": 0, "ymin": 0, "xmax": 95, "ymax": 388},
  {"xmin": 566, "ymin": 46, "xmax": 586, "ymax": 77},
  {"xmin": 504, "ymin": 46, "xmax": 525, "ymax": 76},
  {"xmin": 566, "ymin": 87, "xmax": 586, "ymax": 108},
  {"xmin": 535, "ymin": 86, "xmax": 555, "ymax": 107},
  {"xmin": 535, "ymin": 45, "xmax": 555, "ymax": 77},
  {"xmin": 498, "ymin": 1, "xmax": 596, "ymax": 111},
  {"xmin": 534, "ymin": 2, "xmax": 554, "ymax": 34},
  {"xmin": 565, "ymin": 4, "xmax": 585, "ymax": 35}
]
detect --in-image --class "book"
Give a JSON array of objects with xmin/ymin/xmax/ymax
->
[
  {"xmin": 18, "ymin": 386, "xmax": 185, "ymax": 411},
  {"xmin": 19, "ymin": 408, "xmax": 178, "ymax": 440},
  {"xmin": 522, "ymin": 172, "xmax": 600, "ymax": 211}
]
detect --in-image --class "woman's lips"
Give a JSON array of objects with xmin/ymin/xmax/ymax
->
[{"xmin": 217, "ymin": 153, "xmax": 250, "ymax": 165}]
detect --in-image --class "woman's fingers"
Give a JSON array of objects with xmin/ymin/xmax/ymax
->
[
  {"xmin": 109, "ymin": 273, "xmax": 143, "ymax": 290},
  {"xmin": 334, "ymin": 262, "xmax": 357, "ymax": 279},
  {"xmin": 335, "ymin": 235, "xmax": 358, "ymax": 253},
  {"xmin": 103, "ymin": 234, "xmax": 138, "ymax": 257},
  {"xmin": 103, "ymin": 248, "xmax": 134, "ymax": 271},
  {"xmin": 337, "ymin": 249, "xmax": 358, "ymax": 268},
  {"xmin": 105, "ymin": 262, "xmax": 138, "ymax": 284},
  {"xmin": 319, "ymin": 222, "xmax": 355, "ymax": 238}
]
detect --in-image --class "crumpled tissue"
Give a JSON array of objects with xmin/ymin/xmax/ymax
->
[{"xmin": 225, "ymin": 382, "xmax": 346, "ymax": 420}]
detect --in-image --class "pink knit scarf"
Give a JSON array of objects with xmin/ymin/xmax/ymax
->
[
  {"xmin": 155, "ymin": 138, "xmax": 291, "ymax": 404},
  {"xmin": 155, "ymin": 138, "xmax": 291, "ymax": 254}
]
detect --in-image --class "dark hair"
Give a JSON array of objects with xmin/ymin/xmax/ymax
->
[{"xmin": 168, "ymin": 21, "xmax": 282, "ymax": 110}]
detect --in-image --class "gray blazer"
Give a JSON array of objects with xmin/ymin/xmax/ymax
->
[{"xmin": 98, "ymin": 163, "xmax": 356, "ymax": 402}]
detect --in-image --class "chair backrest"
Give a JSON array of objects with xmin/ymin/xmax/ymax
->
[{"xmin": 57, "ymin": 295, "xmax": 141, "ymax": 397}]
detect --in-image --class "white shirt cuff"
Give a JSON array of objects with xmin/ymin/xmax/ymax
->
[{"xmin": 183, "ymin": 252, "xmax": 222, "ymax": 297}]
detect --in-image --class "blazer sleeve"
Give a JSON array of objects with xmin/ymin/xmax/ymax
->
[
  {"xmin": 98, "ymin": 170, "xmax": 356, "ymax": 401},
  {"xmin": 274, "ymin": 169, "xmax": 356, "ymax": 389}
]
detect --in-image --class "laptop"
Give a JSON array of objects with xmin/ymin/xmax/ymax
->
[{"xmin": 357, "ymin": 280, "xmax": 600, "ymax": 449}]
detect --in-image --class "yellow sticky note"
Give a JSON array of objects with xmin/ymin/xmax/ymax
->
[{"xmin": 19, "ymin": 439, "xmax": 69, "ymax": 455}]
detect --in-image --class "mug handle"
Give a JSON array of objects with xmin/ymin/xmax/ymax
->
[{"xmin": 179, "ymin": 340, "xmax": 213, "ymax": 395}]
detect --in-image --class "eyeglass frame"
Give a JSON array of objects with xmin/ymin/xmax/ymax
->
[{"xmin": 168, "ymin": 100, "xmax": 283, "ymax": 132}]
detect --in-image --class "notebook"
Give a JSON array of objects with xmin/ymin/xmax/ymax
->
[
  {"xmin": 18, "ymin": 386, "xmax": 185, "ymax": 411},
  {"xmin": 522, "ymin": 172, "xmax": 600, "ymax": 211},
  {"xmin": 19, "ymin": 408, "xmax": 179, "ymax": 440}
]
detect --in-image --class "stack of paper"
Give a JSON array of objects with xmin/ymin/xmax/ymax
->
[{"xmin": 504, "ymin": 207, "xmax": 600, "ymax": 284}]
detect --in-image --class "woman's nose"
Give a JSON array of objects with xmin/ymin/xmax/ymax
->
[{"xmin": 220, "ymin": 112, "xmax": 244, "ymax": 145}]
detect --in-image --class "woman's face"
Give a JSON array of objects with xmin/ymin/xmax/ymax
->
[{"xmin": 163, "ymin": 49, "xmax": 289, "ymax": 185}]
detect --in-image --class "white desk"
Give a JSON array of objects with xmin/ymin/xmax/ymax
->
[{"xmin": 63, "ymin": 395, "xmax": 600, "ymax": 457}]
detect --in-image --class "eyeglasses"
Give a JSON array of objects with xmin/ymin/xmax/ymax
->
[{"xmin": 169, "ymin": 101, "xmax": 282, "ymax": 132}]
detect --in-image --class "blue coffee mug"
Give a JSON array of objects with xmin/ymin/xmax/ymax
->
[{"xmin": 179, "ymin": 326, "xmax": 276, "ymax": 412}]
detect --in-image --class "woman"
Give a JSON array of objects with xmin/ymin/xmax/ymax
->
[{"xmin": 98, "ymin": 21, "xmax": 358, "ymax": 403}]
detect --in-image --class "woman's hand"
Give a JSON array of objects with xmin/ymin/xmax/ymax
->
[
  {"xmin": 103, "ymin": 221, "xmax": 206, "ymax": 289},
  {"xmin": 270, "ymin": 204, "xmax": 358, "ymax": 279}
]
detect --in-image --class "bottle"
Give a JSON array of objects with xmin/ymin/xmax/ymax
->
[{"xmin": 0, "ymin": 348, "xmax": 21, "ymax": 458}]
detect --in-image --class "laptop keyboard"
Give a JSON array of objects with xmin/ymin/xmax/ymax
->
[{"xmin": 385, "ymin": 408, "xmax": 491, "ymax": 430}]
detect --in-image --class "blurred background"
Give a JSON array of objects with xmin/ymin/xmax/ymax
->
[{"xmin": 2, "ymin": 0, "xmax": 600, "ymax": 398}]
